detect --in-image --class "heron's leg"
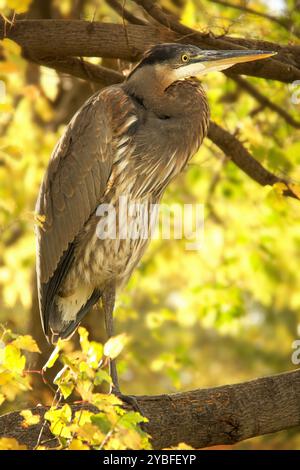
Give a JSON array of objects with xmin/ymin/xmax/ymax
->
[
  {"xmin": 102, "ymin": 283, "xmax": 144, "ymax": 417},
  {"xmin": 102, "ymin": 282, "xmax": 119, "ymax": 393}
]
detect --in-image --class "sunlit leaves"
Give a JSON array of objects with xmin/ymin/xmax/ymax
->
[
  {"xmin": 68, "ymin": 439, "xmax": 89, "ymax": 450},
  {"xmin": 0, "ymin": 437, "xmax": 27, "ymax": 450},
  {"xmin": 118, "ymin": 411, "xmax": 148, "ymax": 430},
  {"xmin": 12, "ymin": 335, "xmax": 40, "ymax": 353},
  {"xmin": 78, "ymin": 326, "xmax": 103, "ymax": 367},
  {"xmin": 0, "ymin": 0, "xmax": 32, "ymax": 13},
  {"xmin": 20, "ymin": 410, "xmax": 40, "ymax": 427},
  {"xmin": 45, "ymin": 404, "xmax": 73, "ymax": 439},
  {"xmin": 53, "ymin": 366, "xmax": 75, "ymax": 399},
  {"xmin": 43, "ymin": 340, "xmax": 64, "ymax": 370},
  {"xmin": 41, "ymin": 329, "xmax": 150, "ymax": 449},
  {"xmin": 0, "ymin": 0, "xmax": 299, "ymax": 451},
  {"xmin": 273, "ymin": 182, "xmax": 300, "ymax": 200},
  {"xmin": 2, "ymin": 38, "xmax": 22, "ymax": 58},
  {"xmin": 104, "ymin": 333, "xmax": 129, "ymax": 360},
  {"xmin": 0, "ymin": 330, "xmax": 39, "ymax": 405}
]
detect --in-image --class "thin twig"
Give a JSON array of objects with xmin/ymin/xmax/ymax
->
[
  {"xmin": 106, "ymin": 0, "xmax": 147, "ymax": 25},
  {"xmin": 209, "ymin": 0, "xmax": 299, "ymax": 38},
  {"xmin": 227, "ymin": 72, "xmax": 300, "ymax": 129}
]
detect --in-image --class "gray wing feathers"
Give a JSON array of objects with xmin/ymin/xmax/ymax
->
[{"xmin": 35, "ymin": 91, "xmax": 114, "ymax": 285}]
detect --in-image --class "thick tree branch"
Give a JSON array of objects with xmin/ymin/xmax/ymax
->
[
  {"xmin": 0, "ymin": 368, "xmax": 300, "ymax": 449},
  {"xmin": 9, "ymin": 51, "xmax": 298, "ymax": 201},
  {"xmin": 1, "ymin": 19, "xmax": 300, "ymax": 82},
  {"xmin": 29, "ymin": 55, "xmax": 124, "ymax": 85},
  {"xmin": 208, "ymin": 122, "xmax": 300, "ymax": 200},
  {"xmin": 131, "ymin": 0, "xmax": 300, "ymax": 82}
]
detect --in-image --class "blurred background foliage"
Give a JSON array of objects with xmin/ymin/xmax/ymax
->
[{"xmin": 0, "ymin": 0, "xmax": 300, "ymax": 449}]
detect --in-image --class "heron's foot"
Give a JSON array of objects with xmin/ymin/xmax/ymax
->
[{"xmin": 112, "ymin": 387, "xmax": 144, "ymax": 417}]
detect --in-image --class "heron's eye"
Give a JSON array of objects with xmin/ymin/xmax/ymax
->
[{"xmin": 181, "ymin": 54, "xmax": 189, "ymax": 63}]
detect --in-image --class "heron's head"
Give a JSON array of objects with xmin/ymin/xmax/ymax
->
[{"xmin": 127, "ymin": 43, "xmax": 276, "ymax": 87}]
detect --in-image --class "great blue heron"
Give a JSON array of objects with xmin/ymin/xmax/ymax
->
[{"xmin": 35, "ymin": 43, "xmax": 274, "ymax": 392}]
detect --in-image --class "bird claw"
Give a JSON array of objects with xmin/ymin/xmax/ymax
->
[{"xmin": 112, "ymin": 389, "xmax": 145, "ymax": 417}]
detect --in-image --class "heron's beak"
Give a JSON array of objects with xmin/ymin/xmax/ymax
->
[{"xmin": 189, "ymin": 49, "xmax": 276, "ymax": 75}]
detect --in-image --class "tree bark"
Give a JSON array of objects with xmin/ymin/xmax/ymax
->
[
  {"xmin": 1, "ymin": 368, "xmax": 300, "ymax": 449},
  {"xmin": 1, "ymin": 19, "xmax": 300, "ymax": 82}
]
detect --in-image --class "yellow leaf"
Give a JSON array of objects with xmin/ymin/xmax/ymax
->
[
  {"xmin": 91, "ymin": 392, "xmax": 122, "ymax": 409},
  {"xmin": 0, "ymin": 438, "xmax": 27, "ymax": 450},
  {"xmin": 273, "ymin": 182, "xmax": 300, "ymax": 200},
  {"xmin": 45, "ymin": 404, "xmax": 72, "ymax": 439},
  {"xmin": 181, "ymin": 0, "xmax": 196, "ymax": 28},
  {"xmin": 43, "ymin": 341, "xmax": 63, "ymax": 370},
  {"xmin": 7, "ymin": 0, "xmax": 33, "ymax": 14},
  {"xmin": 166, "ymin": 442, "xmax": 195, "ymax": 450},
  {"xmin": 21, "ymin": 84, "xmax": 40, "ymax": 100},
  {"xmin": 0, "ymin": 62, "xmax": 19, "ymax": 73},
  {"xmin": 75, "ymin": 422, "xmax": 104, "ymax": 444},
  {"xmin": 0, "ymin": 371, "xmax": 12, "ymax": 386},
  {"xmin": 20, "ymin": 410, "xmax": 41, "ymax": 427},
  {"xmin": 68, "ymin": 439, "xmax": 89, "ymax": 450},
  {"xmin": 78, "ymin": 327, "xmax": 90, "ymax": 354},
  {"xmin": 3, "ymin": 344, "xmax": 26, "ymax": 373},
  {"xmin": 103, "ymin": 334, "xmax": 129, "ymax": 360},
  {"xmin": 288, "ymin": 183, "xmax": 300, "ymax": 199},
  {"xmin": 0, "ymin": 393, "xmax": 5, "ymax": 406},
  {"xmin": 2, "ymin": 38, "xmax": 22, "ymax": 56},
  {"xmin": 12, "ymin": 335, "xmax": 41, "ymax": 353},
  {"xmin": 0, "ymin": 103, "xmax": 13, "ymax": 113},
  {"xmin": 273, "ymin": 182, "xmax": 288, "ymax": 196},
  {"xmin": 54, "ymin": 366, "xmax": 75, "ymax": 399}
]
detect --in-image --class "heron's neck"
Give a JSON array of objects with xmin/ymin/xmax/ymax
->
[{"xmin": 124, "ymin": 66, "xmax": 188, "ymax": 117}]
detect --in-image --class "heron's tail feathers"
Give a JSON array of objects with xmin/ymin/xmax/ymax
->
[{"xmin": 48, "ymin": 288, "xmax": 101, "ymax": 344}]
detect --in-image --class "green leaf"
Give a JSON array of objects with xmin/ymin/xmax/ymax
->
[
  {"xmin": 94, "ymin": 370, "xmax": 112, "ymax": 386},
  {"xmin": 20, "ymin": 410, "xmax": 41, "ymax": 427},
  {"xmin": 118, "ymin": 411, "xmax": 148, "ymax": 430},
  {"xmin": 91, "ymin": 413, "xmax": 111, "ymax": 434}
]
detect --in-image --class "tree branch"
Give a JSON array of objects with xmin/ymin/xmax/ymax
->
[
  {"xmin": 106, "ymin": 0, "xmax": 148, "ymax": 26},
  {"xmin": 12, "ymin": 52, "xmax": 299, "ymax": 201},
  {"xmin": 0, "ymin": 368, "xmax": 300, "ymax": 449},
  {"xmin": 208, "ymin": 121, "xmax": 300, "ymax": 200},
  {"xmin": 209, "ymin": 0, "xmax": 299, "ymax": 37},
  {"xmin": 131, "ymin": 0, "xmax": 300, "ymax": 82},
  {"xmin": 1, "ymin": 19, "xmax": 300, "ymax": 82},
  {"xmin": 226, "ymin": 73, "xmax": 300, "ymax": 129},
  {"xmin": 28, "ymin": 55, "xmax": 124, "ymax": 86}
]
